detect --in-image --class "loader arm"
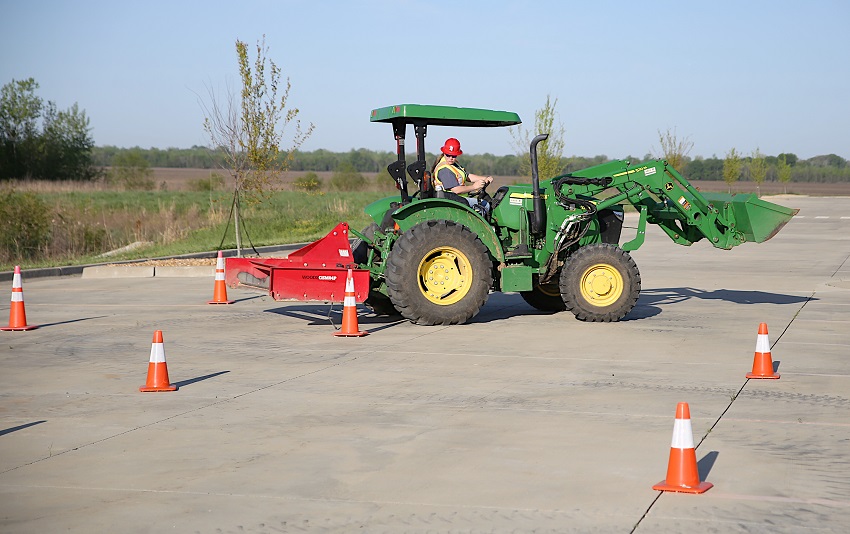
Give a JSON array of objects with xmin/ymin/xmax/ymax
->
[{"xmin": 552, "ymin": 160, "xmax": 798, "ymax": 251}]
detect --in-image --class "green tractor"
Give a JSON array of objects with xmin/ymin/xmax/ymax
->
[{"xmin": 350, "ymin": 104, "xmax": 797, "ymax": 325}]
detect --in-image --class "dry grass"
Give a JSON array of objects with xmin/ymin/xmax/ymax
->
[
  {"xmin": 7, "ymin": 168, "xmax": 850, "ymax": 196},
  {"xmin": 148, "ymin": 169, "xmax": 850, "ymax": 196}
]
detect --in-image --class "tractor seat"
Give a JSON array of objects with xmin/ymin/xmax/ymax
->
[{"xmin": 434, "ymin": 189, "xmax": 470, "ymax": 206}]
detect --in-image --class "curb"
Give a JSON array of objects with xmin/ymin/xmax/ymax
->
[
  {"xmin": 0, "ymin": 242, "xmax": 310, "ymax": 282},
  {"xmin": 80, "ymin": 265, "xmax": 216, "ymax": 279}
]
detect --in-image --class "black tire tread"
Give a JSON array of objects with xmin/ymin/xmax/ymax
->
[
  {"xmin": 385, "ymin": 220, "xmax": 492, "ymax": 325},
  {"xmin": 559, "ymin": 244, "xmax": 641, "ymax": 322},
  {"xmin": 520, "ymin": 279, "xmax": 566, "ymax": 312}
]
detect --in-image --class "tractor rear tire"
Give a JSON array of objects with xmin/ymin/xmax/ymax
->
[
  {"xmin": 559, "ymin": 244, "xmax": 640, "ymax": 322},
  {"xmin": 520, "ymin": 276, "xmax": 567, "ymax": 312},
  {"xmin": 385, "ymin": 220, "xmax": 492, "ymax": 325},
  {"xmin": 352, "ymin": 223, "xmax": 400, "ymax": 317},
  {"xmin": 351, "ymin": 223, "xmax": 379, "ymax": 266}
]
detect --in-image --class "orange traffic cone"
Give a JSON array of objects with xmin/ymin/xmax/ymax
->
[
  {"xmin": 139, "ymin": 330, "xmax": 178, "ymax": 392},
  {"xmin": 208, "ymin": 251, "xmax": 234, "ymax": 304},
  {"xmin": 747, "ymin": 322, "xmax": 779, "ymax": 379},
  {"xmin": 334, "ymin": 268, "xmax": 368, "ymax": 337},
  {"xmin": 653, "ymin": 402, "xmax": 713, "ymax": 494},
  {"xmin": 2, "ymin": 266, "xmax": 38, "ymax": 331}
]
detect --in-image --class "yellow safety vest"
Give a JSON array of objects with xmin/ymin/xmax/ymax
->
[{"xmin": 433, "ymin": 161, "xmax": 468, "ymax": 190}]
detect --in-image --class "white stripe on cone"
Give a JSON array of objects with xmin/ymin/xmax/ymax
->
[
  {"xmin": 343, "ymin": 269, "xmax": 356, "ymax": 307},
  {"xmin": 755, "ymin": 332, "xmax": 770, "ymax": 353},
  {"xmin": 215, "ymin": 253, "xmax": 226, "ymax": 280},
  {"xmin": 670, "ymin": 418, "xmax": 695, "ymax": 449},
  {"xmin": 11, "ymin": 272, "xmax": 23, "ymax": 302},
  {"xmin": 149, "ymin": 341, "xmax": 166, "ymax": 363}
]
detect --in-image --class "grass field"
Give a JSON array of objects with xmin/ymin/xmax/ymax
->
[
  {"xmin": 151, "ymin": 167, "xmax": 850, "ymax": 196},
  {"xmin": 0, "ymin": 184, "xmax": 390, "ymax": 271},
  {"xmin": 2, "ymin": 167, "xmax": 847, "ymax": 272}
]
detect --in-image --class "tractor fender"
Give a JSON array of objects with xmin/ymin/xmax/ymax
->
[
  {"xmin": 391, "ymin": 199, "xmax": 505, "ymax": 262},
  {"xmin": 364, "ymin": 196, "xmax": 399, "ymax": 227}
]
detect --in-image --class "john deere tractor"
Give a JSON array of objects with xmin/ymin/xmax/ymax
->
[
  {"xmin": 349, "ymin": 104, "xmax": 797, "ymax": 325},
  {"xmin": 226, "ymin": 104, "xmax": 797, "ymax": 326}
]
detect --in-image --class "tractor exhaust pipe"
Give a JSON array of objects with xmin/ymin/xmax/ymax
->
[{"xmin": 530, "ymin": 133, "xmax": 549, "ymax": 235}]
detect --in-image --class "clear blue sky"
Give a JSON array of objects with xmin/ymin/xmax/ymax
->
[{"xmin": 2, "ymin": 0, "xmax": 848, "ymax": 160}]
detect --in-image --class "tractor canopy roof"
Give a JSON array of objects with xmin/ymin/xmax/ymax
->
[{"xmin": 370, "ymin": 104, "xmax": 521, "ymax": 127}]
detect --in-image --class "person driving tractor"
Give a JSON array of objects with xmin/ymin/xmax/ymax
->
[{"xmin": 432, "ymin": 138, "xmax": 493, "ymax": 210}]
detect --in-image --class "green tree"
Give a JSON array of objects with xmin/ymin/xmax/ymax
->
[
  {"xmin": 0, "ymin": 78, "xmax": 43, "ymax": 178},
  {"xmin": 201, "ymin": 35, "xmax": 314, "ymax": 255},
  {"xmin": 654, "ymin": 127, "xmax": 693, "ymax": 171},
  {"xmin": 722, "ymin": 148, "xmax": 742, "ymax": 193},
  {"xmin": 39, "ymin": 102, "xmax": 98, "ymax": 181},
  {"xmin": 0, "ymin": 78, "xmax": 96, "ymax": 181},
  {"xmin": 777, "ymin": 154, "xmax": 792, "ymax": 194},
  {"xmin": 749, "ymin": 147, "xmax": 767, "ymax": 197},
  {"xmin": 510, "ymin": 94, "xmax": 566, "ymax": 180},
  {"xmin": 777, "ymin": 152, "xmax": 797, "ymax": 167}
]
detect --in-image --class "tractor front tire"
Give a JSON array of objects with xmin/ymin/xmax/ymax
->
[
  {"xmin": 352, "ymin": 223, "xmax": 400, "ymax": 316},
  {"xmin": 559, "ymin": 244, "xmax": 640, "ymax": 322},
  {"xmin": 385, "ymin": 220, "xmax": 492, "ymax": 325},
  {"xmin": 520, "ymin": 276, "xmax": 566, "ymax": 312}
]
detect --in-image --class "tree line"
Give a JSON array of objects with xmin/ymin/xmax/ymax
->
[
  {"xmin": 89, "ymin": 145, "xmax": 850, "ymax": 184},
  {"xmin": 4, "ymin": 77, "xmax": 849, "ymax": 184},
  {"xmin": 1, "ymin": 78, "xmax": 98, "ymax": 181}
]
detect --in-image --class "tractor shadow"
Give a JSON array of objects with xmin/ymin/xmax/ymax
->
[
  {"xmin": 628, "ymin": 287, "xmax": 813, "ymax": 320},
  {"xmin": 470, "ymin": 293, "xmax": 565, "ymax": 323},
  {"xmin": 265, "ymin": 304, "xmax": 407, "ymax": 333},
  {"xmin": 638, "ymin": 287, "xmax": 813, "ymax": 306},
  {"xmin": 474, "ymin": 287, "xmax": 812, "ymax": 324},
  {"xmin": 262, "ymin": 287, "xmax": 808, "ymax": 327}
]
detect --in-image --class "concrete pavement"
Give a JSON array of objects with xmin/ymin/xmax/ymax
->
[{"xmin": 1, "ymin": 196, "xmax": 848, "ymax": 533}]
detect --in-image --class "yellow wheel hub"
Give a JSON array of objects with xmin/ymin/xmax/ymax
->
[
  {"xmin": 418, "ymin": 246, "xmax": 472, "ymax": 305},
  {"xmin": 579, "ymin": 263, "xmax": 623, "ymax": 307}
]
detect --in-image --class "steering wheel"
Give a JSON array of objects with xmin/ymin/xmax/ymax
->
[{"xmin": 475, "ymin": 180, "xmax": 493, "ymax": 203}]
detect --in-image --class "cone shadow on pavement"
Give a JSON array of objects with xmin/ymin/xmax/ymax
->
[{"xmin": 172, "ymin": 370, "xmax": 230, "ymax": 388}]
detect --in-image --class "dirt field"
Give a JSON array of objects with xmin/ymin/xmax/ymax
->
[{"xmin": 152, "ymin": 167, "xmax": 850, "ymax": 196}]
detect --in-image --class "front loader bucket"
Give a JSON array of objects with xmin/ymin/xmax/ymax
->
[{"xmin": 701, "ymin": 193, "xmax": 799, "ymax": 243}]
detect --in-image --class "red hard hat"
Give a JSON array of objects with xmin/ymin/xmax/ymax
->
[{"xmin": 441, "ymin": 138, "xmax": 463, "ymax": 156}]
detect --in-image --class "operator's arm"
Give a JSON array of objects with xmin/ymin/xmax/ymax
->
[
  {"xmin": 455, "ymin": 173, "xmax": 492, "ymax": 194},
  {"xmin": 438, "ymin": 168, "xmax": 491, "ymax": 195},
  {"xmin": 468, "ymin": 173, "xmax": 493, "ymax": 186}
]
